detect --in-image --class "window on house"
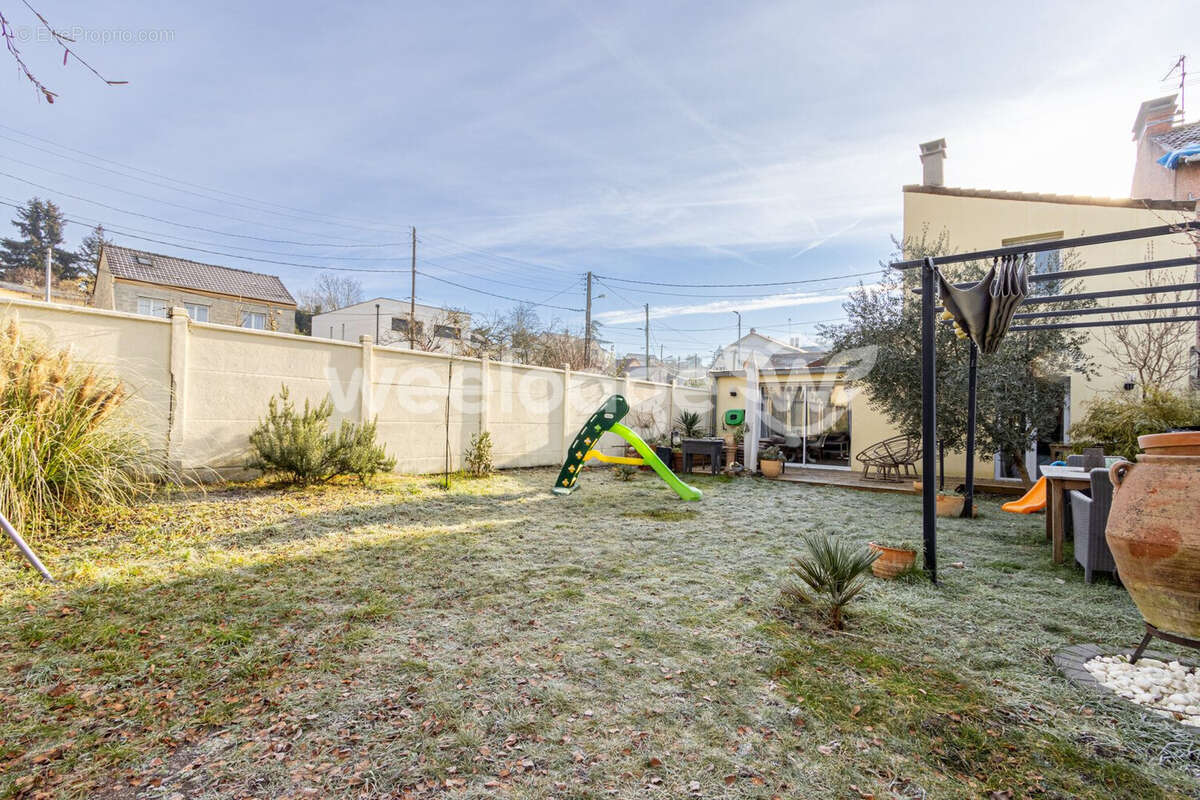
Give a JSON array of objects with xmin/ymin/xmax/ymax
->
[
  {"xmin": 391, "ymin": 317, "xmax": 423, "ymax": 336},
  {"xmin": 184, "ymin": 302, "xmax": 209, "ymax": 322},
  {"xmin": 1002, "ymin": 231, "xmax": 1063, "ymax": 292},
  {"xmin": 434, "ymin": 324, "xmax": 461, "ymax": 339},
  {"xmin": 136, "ymin": 296, "xmax": 168, "ymax": 318},
  {"xmin": 242, "ymin": 311, "xmax": 267, "ymax": 330}
]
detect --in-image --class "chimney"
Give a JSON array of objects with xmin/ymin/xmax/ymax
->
[
  {"xmin": 919, "ymin": 139, "xmax": 947, "ymax": 186},
  {"xmin": 1131, "ymin": 96, "xmax": 1178, "ymax": 142}
]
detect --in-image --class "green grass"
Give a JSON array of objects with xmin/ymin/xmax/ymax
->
[{"xmin": 0, "ymin": 468, "xmax": 1196, "ymax": 798}]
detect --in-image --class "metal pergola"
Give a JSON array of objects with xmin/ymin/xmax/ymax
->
[{"xmin": 889, "ymin": 221, "xmax": 1200, "ymax": 584}]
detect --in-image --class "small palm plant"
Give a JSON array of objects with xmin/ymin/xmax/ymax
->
[
  {"xmin": 676, "ymin": 409, "xmax": 706, "ymax": 438},
  {"xmin": 783, "ymin": 532, "xmax": 879, "ymax": 630}
]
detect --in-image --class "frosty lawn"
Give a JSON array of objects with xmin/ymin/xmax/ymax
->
[{"xmin": 1, "ymin": 469, "xmax": 1197, "ymax": 798}]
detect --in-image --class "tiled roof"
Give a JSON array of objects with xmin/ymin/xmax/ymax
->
[
  {"xmin": 102, "ymin": 245, "xmax": 296, "ymax": 305},
  {"xmin": 1153, "ymin": 120, "xmax": 1200, "ymax": 152},
  {"xmin": 903, "ymin": 184, "xmax": 1197, "ymax": 211}
]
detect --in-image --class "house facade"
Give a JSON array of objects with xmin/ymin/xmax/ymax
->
[
  {"xmin": 1130, "ymin": 95, "xmax": 1200, "ymax": 203},
  {"xmin": 312, "ymin": 297, "xmax": 471, "ymax": 354},
  {"xmin": 710, "ymin": 331, "xmax": 859, "ymax": 469},
  {"xmin": 711, "ymin": 117, "xmax": 1198, "ymax": 481},
  {"xmin": 92, "ymin": 245, "xmax": 297, "ymax": 332}
]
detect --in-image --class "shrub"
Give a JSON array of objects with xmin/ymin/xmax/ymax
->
[
  {"xmin": 1069, "ymin": 388, "xmax": 1200, "ymax": 461},
  {"xmin": 249, "ymin": 386, "xmax": 394, "ymax": 484},
  {"xmin": 760, "ymin": 445, "xmax": 783, "ymax": 461},
  {"xmin": 0, "ymin": 321, "xmax": 146, "ymax": 534},
  {"xmin": 464, "ymin": 431, "xmax": 494, "ymax": 478},
  {"xmin": 782, "ymin": 532, "xmax": 879, "ymax": 630},
  {"xmin": 676, "ymin": 409, "xmax": 706, "ymax": 438}
]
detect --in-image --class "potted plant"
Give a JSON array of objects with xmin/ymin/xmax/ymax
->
[
  {"xmin": 759, "ymin": 445, "xmax": 784, "ymax": 478},
  {"xmin": 934, "ymin": 492, "xmax": 978, "ymax": 517},
  {"xmin": 676, "ymin": 410, "xmax": 706, "ymax": 439},
  {"xmin": 868, "ymin": 539, "xmax": 917, "ymax": 578}
]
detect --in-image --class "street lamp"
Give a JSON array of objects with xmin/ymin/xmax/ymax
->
[{"xmin": 732, "ymin": 311, "xmax": 742, "ymax": 369}]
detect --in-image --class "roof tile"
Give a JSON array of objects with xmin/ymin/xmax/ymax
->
[
  {"xmin": 1152, "ymin": 120, "xmax": 1200, "ymax": 152},
  {"xmin": 102, "ymin": 245, "xmax": 296, "ymax": 305}
]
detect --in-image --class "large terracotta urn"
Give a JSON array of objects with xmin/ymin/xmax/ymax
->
[{"xmin": 1106, "ymin": 431, "xmax": 1200, "ymax": 638}]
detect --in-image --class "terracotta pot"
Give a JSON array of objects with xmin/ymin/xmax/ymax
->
[
  {"xmin": 1138, "ymin": 430, "xmax": 1200, "ymax": 457},
  {"xmin": 933, "ymin": 494, "xmax": 979, "ymax": 518},
  {"xmin": 760, "ymin": 459, "xmax": 783, "ymax": 478},
  {"xmin": 1106, "ymin": 432, "xmax": 1200, "ymax": 638},
  {"xmin": 935, "ymin": 494, "xmax": 963, "ymax": 517},
  {"xmin": 869, "ymin": 543, "xmax": 916, "ymax": 578}
]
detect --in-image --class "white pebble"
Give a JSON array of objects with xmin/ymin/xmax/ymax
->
[{"xmin": 1083, "ymin": 654, "xmax": 1200, "ymax": 729}]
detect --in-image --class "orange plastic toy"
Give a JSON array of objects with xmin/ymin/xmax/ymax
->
[{"xmin": 1002, "ymin": 476, "xmax": 1046, "ymax": 513}]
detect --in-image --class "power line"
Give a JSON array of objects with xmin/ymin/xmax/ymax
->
[
  {"xmin": 595, "ymin": 269, "xmax": 877, "ymax": 288},
  {"xmin": 421, "ymin": 258, "xmax": 580, "ymax": 296},
  {"xmin": 0, "ymin": 135, "xmax": 409, "ymax": 236},
  {"xmin": 0, "ymin": 194, "xmax": 426, "ymax": 262},
  {"xmin": 417, "ymin": 271, "xmax": 585, "ymax": 312},
  {"xmin": 419, "ymin": 230, "xmax": 578, "ymax": 276},
  {"xmin": 0, "ymin": 171, "xmax": 411, "ymax": 247},
  {"xmin": 591, "ymin": 282, "xmax": 860, "ymax": 299},
  {"xmin": 0, "ymin": 122, "xmax": 417, "ymax": 232},
  {"xmin": 0, "ymin": 154, "xmax": 370, "ymax": 242}
]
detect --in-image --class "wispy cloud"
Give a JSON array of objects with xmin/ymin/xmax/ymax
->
[
  {"xmin": 791, "ymin": 218, "xmax": 862, "ymax": 259},
  {"xmin": 595, "ymin": 283, "xmax": 878, "ymax": 325}
]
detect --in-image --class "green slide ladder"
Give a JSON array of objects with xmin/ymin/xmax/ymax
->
[{"xmin": 552, "ymin": 394, "xmax": 701, "ymax": 501}]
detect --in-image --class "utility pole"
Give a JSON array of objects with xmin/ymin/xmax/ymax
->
[
  {"xmin": 584, "ymin": 271, "xmax": 593, "ymax": 367},
  {"xmin": 644, "ymin": 303, "xmax": 650, "ymax": 381},
  {"xmin": 410, "ymin": 226, "xmax": 417, "ymax": 350},
  {"xmin": 375, "ymin": 303, "xmax": 380, "ymax": 342},
  {"xmin": 44, "ymin": 243, "xmax": 52, "ymax": 302}
]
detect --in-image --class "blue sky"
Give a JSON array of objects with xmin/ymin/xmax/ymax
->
[{"xmin": 0, "ymin": 0, "xmax": 1193, "ymax": 358}]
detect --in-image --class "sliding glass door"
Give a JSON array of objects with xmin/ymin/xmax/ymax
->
[{"xmin": 761, "ymin": 384, "xmax": 851, "ymax": 469}]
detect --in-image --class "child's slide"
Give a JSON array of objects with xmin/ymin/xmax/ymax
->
[
  {"xmin": 1002, "ymin": 476, "xmax": 1046, "ymax": 513},
  {"xmin": 552, "ymin": 394, "xmax": 701, "ymax": 500}
]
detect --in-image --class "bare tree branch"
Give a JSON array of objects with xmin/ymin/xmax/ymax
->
[{"xmin": 2, "ymin": 1, "xmax": 126, "ymax": 102}]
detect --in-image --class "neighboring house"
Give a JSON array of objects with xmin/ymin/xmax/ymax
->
[
  {"xmin": 1130, "ymin": 95, "xmax": 1200, "ymax": 202},
  {"xmin": 710, "ymin": 329, "xmax": 824, "ymax": 372},
  {"xmin": 312, "ymin": 297, "xmax": 471, "ymax": 354},
  {"xmin": 92, "ymin": 245, "xmax": 297, "ymax": 332}
]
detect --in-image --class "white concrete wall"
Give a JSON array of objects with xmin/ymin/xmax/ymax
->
[
  {"xmin": 0, "ymin": 298, "xmax": 706, "ymax": 478},
  {"xmin": 312, "ymin": 298, "xmax": 469, "ymax": 353}
]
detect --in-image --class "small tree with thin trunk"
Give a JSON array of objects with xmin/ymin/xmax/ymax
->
[
  {"xmin": 1098, "ymin": 261, "xmax": 1195, "ymax": 395},
  {"xmin": 822, "ymin": 228, "xmax": 1093, "ymax": 487}
]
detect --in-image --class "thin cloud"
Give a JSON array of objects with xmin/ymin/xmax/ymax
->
[{"xmin": 595, "ymin": 283, "xmax": 879, "ymax": 325}]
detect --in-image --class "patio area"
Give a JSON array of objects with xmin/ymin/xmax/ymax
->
[{"xmin": 1, "ymin": 469, "xmax": 1196, "ymax": 799}]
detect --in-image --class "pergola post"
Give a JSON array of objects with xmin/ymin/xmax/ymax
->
[
  {"xmin": 920, "ymin": 257, "xmax": 938, "ymax": 583},
  {"xmin": 962, "ymin": 342, "xmax": 978, "ymax": 519}
]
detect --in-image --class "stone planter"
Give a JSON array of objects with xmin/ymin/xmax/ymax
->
[
  {"xmin": 1107, "ymin": 432, "xmax": 1200, "ymax": 639},
  {"xmin": 869, "ymin": 543, "xmax": 916, "ymax": 578},
  {"xmin": 760, "ymin": 459, "xmax": 783, "ymax": 478}
]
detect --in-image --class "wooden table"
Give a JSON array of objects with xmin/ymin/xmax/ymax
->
[{"xmin": 1040, "ymin": 465, "xmax": 1092, "ymax": 564}]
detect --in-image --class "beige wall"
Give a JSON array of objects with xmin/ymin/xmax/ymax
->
[{"xmin": 0, "ymin": 298, "xmax": 705, "ymax": 479}]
